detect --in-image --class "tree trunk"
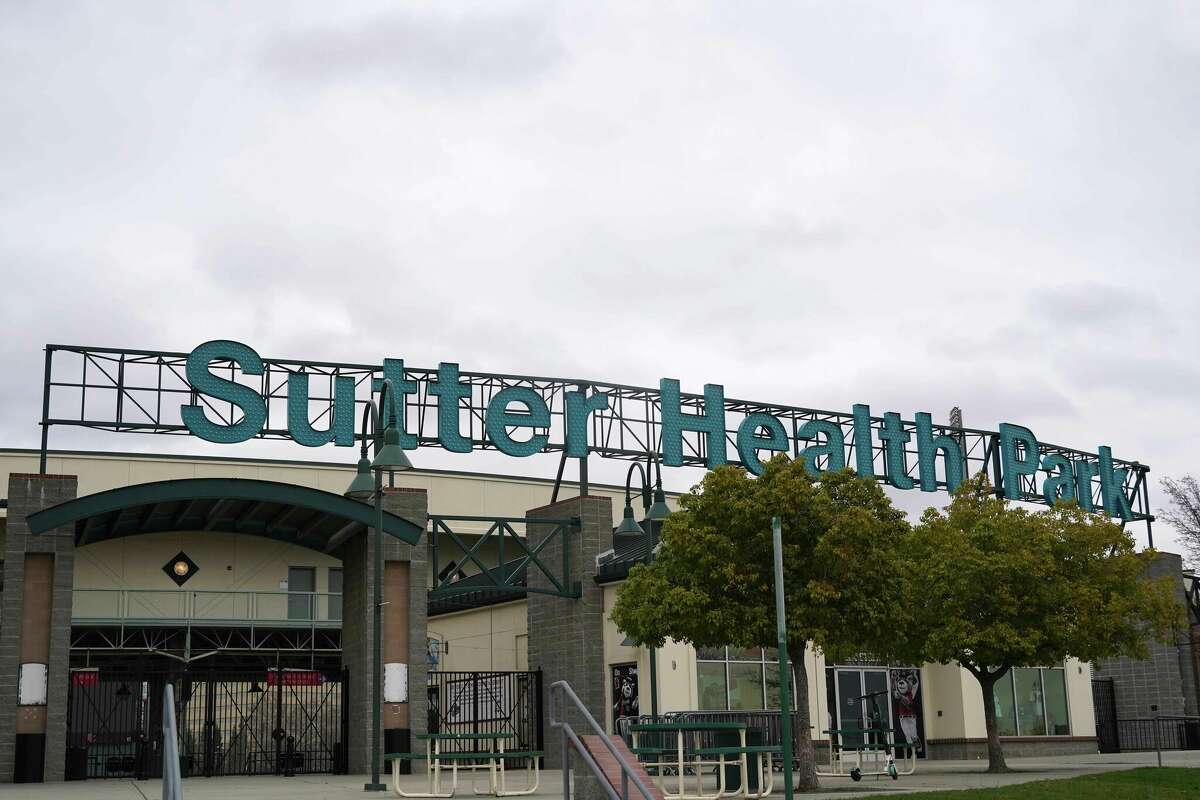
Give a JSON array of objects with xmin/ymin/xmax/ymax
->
[
  {"xmin": 975, "ymin": 670, "xmax": 1010, "ymax": 773},
  {"xmin": 787, "ymin": 644, "xmax": 819, "ymax": 791}
]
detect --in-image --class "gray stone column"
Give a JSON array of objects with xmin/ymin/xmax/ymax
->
[
  {"xmin": 342, "ymin": 487, "xmax": 428, "ymax": 775},
  {"xmin": 1095, "ymin": 551, "xmax": 1194, "ymax": 717},
  {"xmin": 0, "ymin": 474, "xmax": 78, "ymax": 783},
  {"xmin": 525, "ymin": 495, "xmax": 609, "ymax": 776}
]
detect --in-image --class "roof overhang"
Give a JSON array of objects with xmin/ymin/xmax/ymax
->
[{"xmin": 25, "ymin": 477, "xmax": 424, "ymax": 556}]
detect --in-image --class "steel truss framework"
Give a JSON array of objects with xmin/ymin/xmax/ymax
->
[
  {"xmin": 428, "ymin": 515, "xmax": 580, "ymax": 599},
  {"xmin": 71, "ymin": 624, "xmax": 342, "ymax": 658},
  {"xmin": 39, "ymin": 344, "xmax": 1153, "ymax": 533}
]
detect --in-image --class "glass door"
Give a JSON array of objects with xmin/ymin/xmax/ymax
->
[{"xmin": 834, "ymin": 670, "xmax": 865, "ymax": 746}]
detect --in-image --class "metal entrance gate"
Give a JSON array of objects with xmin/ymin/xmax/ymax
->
[
  {"xmin": 428, "ymin": 671, "xmax": 543, "ymax": 759},
  {"xmin": 1092, "ymin": 678, "xmax": 1119, "ymax": 754},
  {"xmin": 66, "ymin": 666, "xmax": 348, "ymax": 780}
]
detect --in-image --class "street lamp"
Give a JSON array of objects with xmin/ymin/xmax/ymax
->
[
  {"xmin": 618, "ymin": 456, "xmax": 671, "ymax": 719},
  {"xmin": 345, "ymin": 379, "xmax": 413, "ymax": 791}
]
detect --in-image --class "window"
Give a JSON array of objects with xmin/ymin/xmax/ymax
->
[
  {"xmin": 328, "ymin": 567, "xmax": 343, "ymax": 621},
  {"xmin": 991, "ymin": 667, "xmax": 1070, "ymax": 736},
  {"xmin": 695, "ymin": 647, "xmax": 796, "ymax": 710}
]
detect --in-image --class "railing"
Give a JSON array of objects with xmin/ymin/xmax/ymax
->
[
  {"xmin": 548, "ymin": 680, "xmax": 656, "ymax": 800},
  {"xmin": 72, "ymin": 589, "xmax": 343, "ymax": 626},
  {"xmin": 1115, "ymin": 716, "xmax": 1200, "ymax": 752}
]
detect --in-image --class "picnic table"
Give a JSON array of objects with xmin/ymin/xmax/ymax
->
[
  {"xmin": 817, "ymin": 727, "xmax": 916, "ymax": 781},
  {"xmin": 387, "ymin": 731, "xmax": 542, "ymax": 798},
  {"xmin": 630, "ymin": 722, "xmax": 779, "ymax": 800}
]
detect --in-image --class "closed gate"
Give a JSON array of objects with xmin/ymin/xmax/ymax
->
[
  {"xmin": 428, "ymin": 671, "xmax": 543, "ymax": 758},
  {"xmin": 1092, "ymin": 678, "xmax": 1119, "ymax": 753},
  {"xmin": 67, "ymin": 666, "xmax": 348, "ymax": 779}
]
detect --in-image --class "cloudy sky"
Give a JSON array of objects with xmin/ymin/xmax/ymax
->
[{"xmin": 1, "ymin": 2, "xmax": 1196, "ymax": 551}]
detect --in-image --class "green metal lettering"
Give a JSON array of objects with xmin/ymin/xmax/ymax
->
[
  {"xmin": 486, "ymin": 387, "xmax": 550, "ymax": 457},
  {"xmin": 372, "ymin": 358, "xmax": 418, "ymax": 449},
  {"xmin": 1041, "ymin": 453, "xmax": 1075, "ymax": 504},
  {"xmin": 915, "ymin": 412, "xmax": 964, "ymax": 493},
  {"xmin": 735, "ymin": 412, "xmax": 788, "ymax": 476},
  {"xmin": 565, "ymin": 389, "xmax": 609, "ymax": 457},
  {"xmin": 660, "ymin": 379, "xmax": 726, "ymax": 468},
  {"xmin": 878, "ymin": 412, "xmax": 914, "ymax": 489},
  {"xmin": 180, "ymin": 340, "xmax": 266, "ymax": 444},
  {"xmin": 795, "ymin": 419, "xmax": 845, "ymax": 477},
  {"xmin": 287, "ymin": 373, "xmax": 355, "ymax": 447},
  {"xmin": 852, "ymin": 404, "xmax": 875, "ymax": 478},
  {"xmin": 999, "ymin": 423, "xmax": 1039, "ymax": 501},
  {"xmin": 428, "ymin": 362, "xmax": 472, "ymax": 453},
  {"xmin": 1098, "ymin": 446, "xmax": 1133, "ymax": 521}
]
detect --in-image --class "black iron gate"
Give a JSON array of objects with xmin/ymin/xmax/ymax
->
[
  {"xmin": 67, "ymin": 666, "xmax": 348, "ymax": 780},
  {"xmin": 1092, "ymin": 678, "xmax": 1119, "ymax": 754},
  {"xmin": 428, "ymin": 670, "xmax": 543, "ymax": 759}
]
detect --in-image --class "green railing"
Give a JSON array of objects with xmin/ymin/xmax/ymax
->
[{"xmin": 72, "ymin": 588, "xmax": 343, "ymax": 626}]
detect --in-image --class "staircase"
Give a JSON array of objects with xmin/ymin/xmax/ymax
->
[
  {"xmin": 549, "ymin": 680, "xmax": 659, "ymax": 800},
  {"xmin": 580, "ymin": 735, "xmax": 665, "ymax": 800}
]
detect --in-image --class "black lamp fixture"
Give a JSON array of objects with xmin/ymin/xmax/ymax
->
[{"xmin": 162, "ymin": 551, "xmax": 198, "ymax": 587}]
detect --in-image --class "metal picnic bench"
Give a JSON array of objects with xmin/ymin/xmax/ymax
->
[
  {"xmin": 630, "ymin": 722, "xmax": 780, "ymax": 799},
  {"xmin": 388, "ymin": 731, "xmax": 542, "ymax": 798}
]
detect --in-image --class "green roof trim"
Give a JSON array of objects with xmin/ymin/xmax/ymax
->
[{"xmin": 25, "ymin": 477, "xmax": 424, "ymax": 546}]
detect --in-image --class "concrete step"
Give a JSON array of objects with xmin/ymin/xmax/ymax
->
[{"xmin": 578, "ymin": 734, "xmax": 665, "ymax": 800}]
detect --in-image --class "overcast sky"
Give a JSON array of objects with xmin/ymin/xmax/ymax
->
[{"xmin": 1, "ymin": 2, "xmax": 1196, "ymax": 552}]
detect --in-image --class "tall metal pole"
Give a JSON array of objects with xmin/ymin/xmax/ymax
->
[
  {"xmin": 772, "ymin": 516, "xmax": 794, "ymax": 800},
  {"xmin": 649, "ymin": 647, "xmax": 659, "ymax": 720},
  {"xmin": 366, "ymin": 467, "xmax": 386, "ymax": 791}
]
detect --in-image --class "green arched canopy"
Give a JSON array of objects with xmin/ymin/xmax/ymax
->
[{"xmin": 25, "ymin": 478, "xmax": 424, "ymax": 555}]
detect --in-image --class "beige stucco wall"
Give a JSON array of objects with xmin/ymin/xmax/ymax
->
[{"xmin": 426, "ymin": 601, "xmax": 529, "ymax": 672}]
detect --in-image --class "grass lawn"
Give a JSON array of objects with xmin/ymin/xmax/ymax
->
[{"xmin": 867, "ymin": 768, "xmax": 1200, "ymax": 798}]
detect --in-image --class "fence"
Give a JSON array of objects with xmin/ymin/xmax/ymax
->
[
  {"xmin": 427, "ymin": 670, "xmax": 543, "ymax": 760},
  {"xmin": 1114, "ymin": 716, "xmax": 1200, "ymax": 752}
]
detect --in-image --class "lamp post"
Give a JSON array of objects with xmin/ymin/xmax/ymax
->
[
  {"xmin": 618, "ymin": 457, "xmax": 670, "ymax": 719},
  {"xmin": 345, "ymin": 379, "xmax": 413, "ymax": 792}
]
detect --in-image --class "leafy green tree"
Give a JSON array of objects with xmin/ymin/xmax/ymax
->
[
  {"xmin": 610, "ymin": 458, "xmax": 910, "ymax": 791},
  {"xmin": 898, "ymin": 474, "xmax": 1182, "ymax": 773}
]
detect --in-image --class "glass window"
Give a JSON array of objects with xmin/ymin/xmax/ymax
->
[
  {"xmin": 1043, "ymin": 669, "xmax": 1070, "ymax": 735},
  {"xmin": 1014, "ymin": 668, "xmax": 1046, "ymax": 736},
  {"xmin": 697, "ymin": 662, "xmax": 728, "ymax": 710},
  {"xmin": 697, "ymin": 646, "xmax": 726, "ymax": 660},
  {"xmin": 328, "ymin": 568, "xmax": 343, "ymax": 621},
  {"xmin": 728, "ymin": 663, "xmax": 765, "ymax": 710},
  {"xmin": 994, "ymin": 671, "xmax": 1017, "ymax": 737}
]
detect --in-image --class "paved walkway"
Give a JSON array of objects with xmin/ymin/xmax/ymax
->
[{"xmin": 3, "ymin": 751, "xmax": 1198, "ymax": 799}]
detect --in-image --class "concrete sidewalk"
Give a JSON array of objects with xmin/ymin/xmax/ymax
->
[{"xmin": 1, "ymin": 751, "xmax": 1198, "ymax": 799}]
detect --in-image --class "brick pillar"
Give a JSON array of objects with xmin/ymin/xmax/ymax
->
[
  {"xmin": 525, "ymin": 494, "xmax": 608, "ymax": 790},
  {"xmin": 0, "ymin": 474, "xmax": 78, "ymax": 783},
  {"xmin": 1095, "ymin": 551, "xmax": 1192, "ymax": 717},
  {"xmin": 342, "ymin": 488, "xmax": 427, "ymax": 775}
]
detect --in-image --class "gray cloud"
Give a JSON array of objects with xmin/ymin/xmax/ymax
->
[{"xmin": 261, "ymin": 7, "xmax": 564, "ymax": 93}]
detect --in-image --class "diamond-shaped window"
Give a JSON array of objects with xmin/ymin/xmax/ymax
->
[{"xmin": 163, "ymin": 551, "xmax": 199, "ymax": 587}]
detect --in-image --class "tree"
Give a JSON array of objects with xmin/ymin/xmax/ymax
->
[
  {"xmin": 1160, "ymin": 475, "xmax": 1200, "ymax": 565},
  {"xmin": 898, "ymin": 474, "xmax": 1181, "ymax": 773},
  {"xmin": 610, "ymin": 458, "xmax": 910, "ymax": 791}
]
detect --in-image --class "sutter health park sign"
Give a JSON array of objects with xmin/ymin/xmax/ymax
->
[{"xmin": 170, "ymin": 340, "xmax": 1145, "ymax": 522}]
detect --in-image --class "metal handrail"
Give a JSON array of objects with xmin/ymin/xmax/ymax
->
[
  {"xmin": 72, "ymin": 588, "xmax": 343, "ymax": 624},
  {"xmin": 162, "ymin": 682, "xmax": 183, "ymax": 800},
  {"xmin": 548, "ymin": 680, "xmax": 656, "ymax": 800}
]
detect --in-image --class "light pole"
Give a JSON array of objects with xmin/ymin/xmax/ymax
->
[
  {"xmin": 345, "ymin": 379, "xmax": 413, "ymax": 791},
  {"xmin": 617, "ymin": 457, "xmax": 670, "ymax": 719}
]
